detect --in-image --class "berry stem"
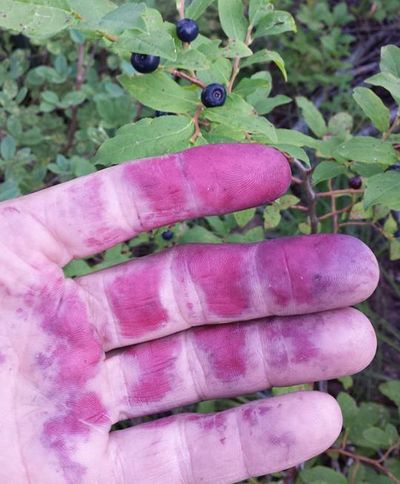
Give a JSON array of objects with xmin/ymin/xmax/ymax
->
[
  {"xmin": 190, "ymin": 104, "xmax": 204, "ymax": 144},
  {"xmin": 227, "ymin": 25, "xmax": 253, "ymax": 93},
  {"xmin": 383, "ymin": 108, "xmax": 400, "ymax": 140},
  {"xmin": 169, "ymin": 69, "xmax": 206, "ymax": 88},
  {"xmin": 178, "ymin": 0, "xmax": 185, "ymax": 19}
]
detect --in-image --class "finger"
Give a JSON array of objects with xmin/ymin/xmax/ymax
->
[
  {"xmin": 106, "ymin": 391, "xmax": 342, "ymax": 483},
  {"xmin": 78, "ymin": 234, "xmax": 379, "ymax": 349},
  {"xmin": 104, "ymin": 307, "xmax": 375, "ymax": 419},
  {"xmin": 5, "ymin": 144, "xmax": 290, "ymax": 263}
]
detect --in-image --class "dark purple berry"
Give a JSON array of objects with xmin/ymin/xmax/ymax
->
[
  {"xmin": 394, "ymin": 229, "xmax": 400, "ymax": 239},
  {"xmin": 130, "ymin": 53, "xmax": 160, "ymax": 74},
  {"xmin": 387, "ymin": 163, "xmax": 400, "ymax": 171},
  {"xmin": 176, "ymin": 18, "xmax": 199, "ymax": 43},
  {"xmin": 348, "ymin": 175, "xmax": 362, "ymax": 189},
  {"xmin": 161, "ymin": 230, "xmax": 174, "ymax": 241},
  {"xmin": 201, "ymin": 83, "xmax": 227, "ymax": 108}
]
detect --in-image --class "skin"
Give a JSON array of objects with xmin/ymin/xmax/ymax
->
[{"xmin": 0, "ymin": 144, "xmax": 379, "ymax": 483}]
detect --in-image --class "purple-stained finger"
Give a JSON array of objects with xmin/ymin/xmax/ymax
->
[
  {"xmin": 104, "ymin": 308, "xmax": 375, "ymax": 419},
  {"xmin": 106, "ymin": 391, "xmax": 342, "ymax": 483},
  {"xmin": 78, "ymin": 234, "xmax": 379, "ymax": 349},
  {"xmin": 3, "ymin": 144, "xmax": 290, "ymax": 263}
]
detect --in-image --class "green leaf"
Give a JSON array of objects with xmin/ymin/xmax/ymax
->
[
  {"xmin": 380, "ymin": 44, "xmax": 400, "ymax": 78},
  {"xmin": 116, "ymin": 28, "xmax": 177, "ymax": 61},
  {"xmin": 338, "ymin": 375, "xmax": 353, "ymax": 390},
  {"xmin": 186, "ymin": 0, "xmax": 216, "ymax": 20},
  {"xmin": 218, "ymin": 0, "xmax": 248, "ymax": 41},
  {"xmin": 0, "ymin": 0, "xmax": 76, "ymax": 38},
  {"xmin": 363, "ymin": 426, "xmax": 395, "ymax": 449},
  {"xmin": 221, "ymin": 40, "xmax": 252, "ymax": 58},
  {"xmin": 276, "ymin": 194, "xmax": 300, "ymax": 210},
  {"xmin": 67, "ymin": 0, "xmax": 116, "ymax": 31},
  {"xmin": 249, "ymin": 0, "xmax": 273, "ymax": 27},
  {"xmin": 350, "ymin": 201, "xmax": 372, "ymax": 220},
  {"xmin": 63, "ymin": 259, "xmax": 92, "ymax": 278},
  {"xmin": 366, "ymin": 72, "xmax": 400, "ymax": 104},
  {"xmin": 0, "ymin": 179, "xmax": 20, "ymax": 202},
  {"xmin": 179, "ymin": 225, "xmax": 221, "ymax": 243},
  {"xmin": 353, "ymin": 87, "xmax": 390, "ymax": 133},
  {"xmin": 328, "ymin": 112, "xmax": 353, "ymax": 135},
  {"xmin": 364, "ymin": 172, "xmax": 400, "ymax": 210},
  {"xmin": 196, "ymin": 399, "xmax": 217, "ymax": 413},
  {"xmin": 95, "ymin": 94, "xmax": 133, "ymax": 128},
  {"xmin": 41, "ymin": 90, "xmax": 59, "ymax": 104},
  {"xmin": 337, "ymin": 392, "xmax": 358, "ymax": 429},
  {"xmin": 72, "ymin": 158, "xmax": 96, "ymax": 177},
  {"xmin": 275, "ymin": 128, "xmax": 318, "ymax": 149},
  {"xmin": 0, "ymin": 136, "xmax": 16, "ymax": 160},
  {"xmin": 253, "ymin": 10, "xmax": 296, "ymax": 38},
  {"xmin": 234, "ymin": 77, "xmax": 270, "ymax": 98},
  {"xmin": 197, "ymin": 57, "xmax": 232, "ymax": 85},
  {"xmin": 95, "ymin": 116, "xmax": 194, "ymax": 165},
  {"xmin": 296, "ymin": 96, "xmax": 327, "ymax": 137},
  {"xmin": 167, "ymin": 48, "xmax": 210, "ymax": 70},
  {"xmin": 270, "ymin": 143, "xmax": 309, "ymax": 165},
  {"xmin": 253, "ymin": 95, "xmax": 291, "ymax": 115},
  {"xmin": 264, "ymin": 205, "xmax": 281, "ymax": 229},
  {"xmin": 333, "ymin": 137, "xmax": 397, "ymax": 164},
  {"xmin": 390, "ymin": 238, "xmax": 400, "ymax": 260},
  {"xmin": 203, "ymin": 93, "xmax": 276, "ymax": 142},
  {"xmin": 300, "ymin": 466, "xmax": 347, "ymax": 484},
  {"xmin": 234, "ymin": 208, "xmax": 256, "ymax": 227},
  {"xmin": 59, "ymin": 90, "xmax": 86, "ymax": 108},
  {"xmin": 312, "ymin": 161, "xmax": 346, "ymax": 185},
  {"xmin": 379, "ymin": 380, "xmax": 400, "ymax": 407},
  {"xmin": 98, "ymin": 3, "xmax": 146, "ymax": 35},
  {"xmin": 119, "ymin": 72, "xmax": 198, "ymax": 113},
  {"xmin": 242, "ymin": 49, "xmax": 287, "ymax": 81}
]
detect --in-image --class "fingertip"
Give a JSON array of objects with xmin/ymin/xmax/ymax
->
[
  {"xmin": 309, "ymin": 391, "xmax": 343, "ymax": 449},
  {"xmin": 343, "ymin": 307, "xmax": 377, "ymax": 374},
  {"xmin": 182, "ymin": 143, "xmax": 291, "ymax": 212}
]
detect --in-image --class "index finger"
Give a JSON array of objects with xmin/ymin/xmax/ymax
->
[{"xmin": 5, "ymin": 144, "xmax": 290, "ymax": 263}]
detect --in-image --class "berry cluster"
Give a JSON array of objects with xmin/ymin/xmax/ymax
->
[{"xmin": 130, "ymin": 17, "xmax": 226, "ymax": 108}]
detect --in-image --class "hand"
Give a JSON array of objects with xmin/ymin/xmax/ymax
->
[{"xmin": 0, "ymin": 144, "xmax": 378, "ymax": 484}]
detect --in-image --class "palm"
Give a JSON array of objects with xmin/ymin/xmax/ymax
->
[{"xmin": 0, "ymin": 144, "xmax": 378, "ymax": 484}]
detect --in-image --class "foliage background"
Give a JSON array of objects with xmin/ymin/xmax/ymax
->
[{"xmin": 0, "ymin": 0, "xmax": 399, "ymax": 482}]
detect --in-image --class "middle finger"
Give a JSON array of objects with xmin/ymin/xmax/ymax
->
[{"xmin": 78, "ymin": 234, "xmax": 379, "ymax": 350}]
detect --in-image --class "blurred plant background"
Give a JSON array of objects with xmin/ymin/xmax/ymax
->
[{"xmin": 0, "ymin": 0, "xmax": 399, "ymax": 482}]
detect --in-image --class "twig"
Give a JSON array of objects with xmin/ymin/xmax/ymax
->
[
  {"xmin": 329, "ymin": 447, "xmax": 400, "ymax": 483},
  {"xmin": 227, "ymin": 25, "xmax": 253, "ymax": 93},
  {"xmin": 190, "ymin": 105, "xmax": 204, "ymax": 144},
  {"xmin": 328, "ymin": 179, "xmax": 339, "ymax": 233},
  {"xmin": 318, "ymin": 204, "xmax": 353, "ymax": 221},
  {"xmin": 338, "ymin": 220, "xmax": 387, "ymax": 237},
  {"xmin": 383, "ymin": 109, "xmax": 400, "ymax": 140},
  {"xmin": 63, "ymin": 43, "xmax": 86, "ymax": 154},
  {"xmin": 291, "ymin": 176, "xmax": 302, "ymax": 184},
  {"xmin": 317, "ymin": 189, "xmax": 364, "ymax": 198},
  {"xmin": 178, "ymin": 0, "xmax": 185, "ymax": 19},
  {"xmin": 169, "ymin": 69, "xmax": 206, "ymax": 88},
  {"xmin": 290, "ymin": 158, "xmax": 318, "ymax": 233},
  {"xmin": 291, "ymin": 205, "xmax": 308, "ymax": 212}
]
